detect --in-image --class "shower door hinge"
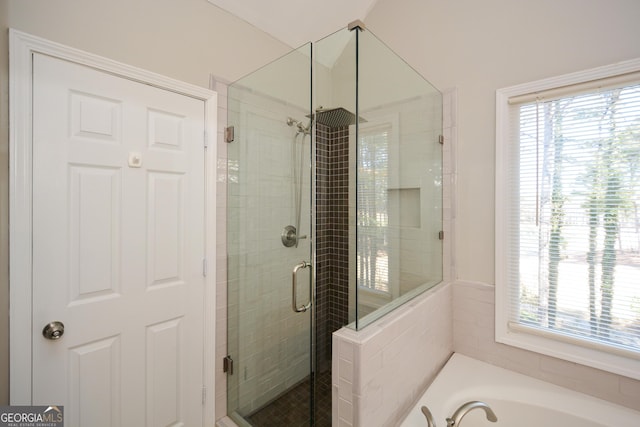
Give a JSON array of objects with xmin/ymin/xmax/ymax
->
[
  {"xmin": 225, "ymin": 126, "xmax": 235, "ymax": 143},
  {"xmin": 223, "ymin": 355, "xmax": 234, "ymax": 375},
  {"xmin": 204, "ymin": 130, "xmax": 209, "ymax": 148},
  {"xmin": 202, "ymin": 386, "xmax": 207, "ymax": 405},
  {"xmin": 438, "ymin": 134, "xmax": 444, "ymax": 145},
  {"xmin": 439, "ymin": 230, "xmax": 445, "ymax": 240},
  {"xmin": 203, "ymin": 258, "xmax": 208, "ymax": 277}
]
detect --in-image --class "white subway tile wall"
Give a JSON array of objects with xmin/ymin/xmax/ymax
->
[{"xmin": 332, "ymin": 282, "xmax": 453, "ymax": 426}]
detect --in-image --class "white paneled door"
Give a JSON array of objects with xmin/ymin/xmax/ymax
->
[{"xmin": 31, "ymin": 53, "xmax": 206, "ymax": 426}]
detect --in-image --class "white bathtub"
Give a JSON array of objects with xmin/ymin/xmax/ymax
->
[{"xmin": 399, "ymin": 353, "xmax": 640, "ymax": 427}]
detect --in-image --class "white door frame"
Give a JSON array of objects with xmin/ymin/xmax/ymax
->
[{"xmin": 9, "ymin": 29, "xmax": 217, "ymax": 423}]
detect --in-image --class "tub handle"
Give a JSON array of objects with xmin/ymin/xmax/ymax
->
[
  {"xmin": 292, "ymin": 261, "xmax": 311, "ymax": 313},
  {"xmin": 421, "ymin": 406, "xmax": 437, "ymax": 427}
]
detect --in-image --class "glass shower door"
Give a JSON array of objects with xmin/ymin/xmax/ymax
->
[{"xmin": 226, "ymin": 44, "xmax": 314, "ymax": 426}]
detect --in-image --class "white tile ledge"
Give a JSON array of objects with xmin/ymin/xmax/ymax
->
[{"xmin": 334, "ymin": 281, "xmax": 452, "ymax": 343}]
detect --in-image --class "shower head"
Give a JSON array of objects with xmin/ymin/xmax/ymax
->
[
  {"xmin": 308, "ymin": 107, "xmax": 367, "ymax": 128},
  {"xmin": 287, "ymin": 116, "xmax": 311, "ymax": 135}
]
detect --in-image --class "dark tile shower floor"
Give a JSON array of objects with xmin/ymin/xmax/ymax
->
[{"xmin": 245, "ymin": 369, "xmax": 332, "ymax": 426}]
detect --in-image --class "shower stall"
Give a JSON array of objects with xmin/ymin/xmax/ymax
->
[{"xmin": 226, "ymin": 22, "xmax": 443, "ymax": 426}]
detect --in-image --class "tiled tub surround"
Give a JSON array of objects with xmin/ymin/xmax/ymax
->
[
  {"xmin": 332, "ymin": 282, "xmax": 453, "ymax": 427},
  {"xmin": 453, "ymin": 280, "xmax": 640, "ymax": 412},
  {"xmin": 332, "ymin": 280, "xmax": 640, "ymax": 427},
  {"xmin": 400, "ymin": 353, "xmax": 640, "ymax": 427}
]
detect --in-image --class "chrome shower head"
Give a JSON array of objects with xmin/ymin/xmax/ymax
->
[{"xmin": 287, "ymin": 116, "xmax": 311, "ymax": 135}]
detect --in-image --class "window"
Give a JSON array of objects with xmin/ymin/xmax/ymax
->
[
  {"xmin": 357, "ymin": 123, "xmax": 391, "ymax": 294},
  {"xmin": 496, "ymin": 59, "xmax": 640, "ymax": 379}
]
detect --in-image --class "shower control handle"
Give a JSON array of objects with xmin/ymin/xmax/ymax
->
[{"xmin": 292, "ymin": 261, "xmax": 311, "ymax": 313}]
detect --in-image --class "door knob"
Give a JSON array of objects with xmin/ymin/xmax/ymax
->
[{"xmin": 42, "ymin": 321, "xmax": 65, "ymax": 340}]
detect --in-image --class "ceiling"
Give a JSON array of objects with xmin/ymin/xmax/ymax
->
[{"xmin": 206, "ymin": 0, "xmax": 379, "ymax": 48}]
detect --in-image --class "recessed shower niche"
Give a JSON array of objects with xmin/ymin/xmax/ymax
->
[{"xmin": 226, "ymin": 21, "xmax": 442, "ymax": 426}]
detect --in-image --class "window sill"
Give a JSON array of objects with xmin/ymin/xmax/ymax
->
[{"xmin": 496, "ymin": 319, "xmax": 640, "ymax": 380}]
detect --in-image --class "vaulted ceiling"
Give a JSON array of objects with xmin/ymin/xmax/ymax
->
[{"xmin": 206, "ymin": 0, "xmax": 379, "ymax": 48}]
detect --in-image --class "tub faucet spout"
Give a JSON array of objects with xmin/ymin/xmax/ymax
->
[{"xmin": 446, "ymin": 401, "xmax": 497, "ymax": 426}]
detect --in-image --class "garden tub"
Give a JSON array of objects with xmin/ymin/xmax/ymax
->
[{"xmin": 399, "ymin": 353, "xmax": 639, "ymax": 427}]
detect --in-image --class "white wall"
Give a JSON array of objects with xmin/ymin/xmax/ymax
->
[
  {"xmin": 6, "ymin": 0, "xmax": 290, "ymax": 88},
  {"xmin": 365, "ymin": 0, "xmax": 640, "ymax": 283}
]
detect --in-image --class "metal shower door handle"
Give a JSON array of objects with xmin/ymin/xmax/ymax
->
[{"xmin": 292, "ymin": 261, "xmax": 311, "ymax": 313}]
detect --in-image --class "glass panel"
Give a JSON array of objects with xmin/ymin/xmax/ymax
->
[
  {"xmin": 314, "ymin": 27, "xmax": 443, "ymax": 331},
  {"xmin": 226, "ymin": 24, "xmax": 443, "ymax": 426},
  {"xmin": 227, "ymin": 43, "xmax": 313, "ymax": 426},
  {"xmin": 354, "ymin": 29, "xmax": 443, "ymax": 328}
]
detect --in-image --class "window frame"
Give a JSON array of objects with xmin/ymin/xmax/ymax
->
[{"xmin": 495, "ymin": 58, "xmax": 640, "ymax": 380}]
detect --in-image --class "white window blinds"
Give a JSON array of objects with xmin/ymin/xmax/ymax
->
[
  {"xmin": 357, "ymin": 124, "xmax": 391, "ymax": 293},
  {"xmin": 505, "ymin": 78, "xmax": 640, "ymax": 357}
]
